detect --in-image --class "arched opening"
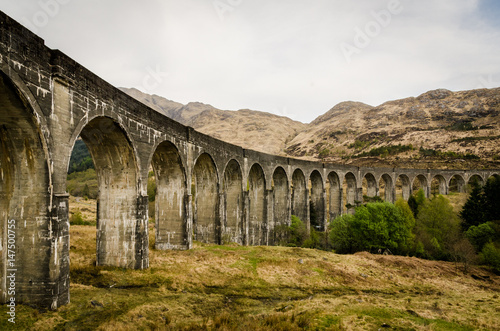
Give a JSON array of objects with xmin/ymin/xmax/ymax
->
[
  {"xmin": 396, "ymin": 174, "xmax": 411, "ymax": 201},
  {"xmin": 248, "ymin": 164, "xmax": 266, "ymax": 246},
  {"xmin": 192, "ymin": 153, "xmax": 219, "ymax": 244},
  {"xmin": 272, "ymin": 167, "xmax": 289, "ymax": 244},
  {"xmin": 467, "ymin": 175, "xmax": 484, "ymax": 190},
  {"xmin": 343, "ymin": 172, "xmax": 357, "ymax": 214},
  {"xmin": 310, "ymin": 170, "xmax": 325, "ymax": 231},
  {"xmin": 291, "ymin": 169, "xmax": 307, "ymax": 222},
  {"xmin": 223, "ymin": 160, "xmax": 243, "ymax": 245},
  {"xmin": 75, "ymin": 117, "xmax": 142, "ymax": 268},
  {"xmin": 327, "ymin": 172, "xmax": 341, "ymax": 220},
  {"xmin": 362, "ymin": 173, "xmax": 378, "ymax": 202},
  {"xmin": 449, "ymin": 175, "xmax": 466, "ymax": 193},
  {"xmin": 151, "ymin": 141, "xmax": 187, "ymax": 250},
  {"xmin": 412, "ymin": 175, "xmax": 428, "ymax": 198},
  {"xmin": 379, "ymin": 174, "xmax": 394, "ymax": 203},
  {"xmin": 431, "ymin": 175, "xmax": 447, "ymax": 196},
  {"xmin": 0, "ymin": 72, "xmax": 51, "ymax": 303}
]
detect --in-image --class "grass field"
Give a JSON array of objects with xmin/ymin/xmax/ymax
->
[{"xmin": 2, "ymin": 217, "xmax": 500, "ymax": 330}]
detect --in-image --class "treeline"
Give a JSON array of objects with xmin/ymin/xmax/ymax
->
[
  {"xmin": 68, "ymin": 139, "xmax": 94, "ymax": 174},
  {"xmin": 278, "ymin": 175, "xmax": 500, "ymax": 273}
]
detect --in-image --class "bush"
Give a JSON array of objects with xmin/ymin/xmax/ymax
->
[
  {"xmin": 287, "ymin": 215, "xmax": 309, "ymax": 247},
  {"xmin": 414, "ymin": 195, "xmax": 461, "ymax": 260},
  {"xmin": 329, "ymin": 202, "xmax": 414, "ymax": 255},
  {"xmin": 480, "ymin": 243, "xmax": 500, "ymax": 273},
  {"xmin": 466, "ymin": 222, "xmax": 496, "ymax": 252}
]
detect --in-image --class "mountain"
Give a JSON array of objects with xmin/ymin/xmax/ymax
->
[
  {"xmin": 121, "ymin": 87, "xmax": 500, "ymax": 169},
  {"xmin": 120, "ymin": 88, "xmax": 306, "ymax": 155},
  {"xmin": 287, "ymin": 88, "xmax": 500, "ymax": 169}
]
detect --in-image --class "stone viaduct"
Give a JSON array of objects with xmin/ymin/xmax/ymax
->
[{"xmin": 0, "ymin": 11, "xmax": 498, "ymax": 309}]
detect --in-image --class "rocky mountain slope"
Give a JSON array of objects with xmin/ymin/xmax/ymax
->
[
  {"xmin": 121, "ymin": 87, "xmax": 500, "ymax": 169},
  {"xmin": 287, "ymin": 88, "xmax": 500, "ymax": 169},
  {"xmin": 120, "ymin": 88, "xmax": 306, "ymax": 155}
]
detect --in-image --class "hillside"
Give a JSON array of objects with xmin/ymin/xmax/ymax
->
[
  {"xmin": 120, "ymin": 88, "xmax": 306, "ymax": 155},
  {"xmin": 122, "ymin": 87, "xmax": 500, "ymax": 169},
  {"xmin": 4, "ymin": 222, "xmax": 499, "ymax": 330},
  {"xmin": 287, "ymin": 88, "xmax": 500, "ymax": 169}
]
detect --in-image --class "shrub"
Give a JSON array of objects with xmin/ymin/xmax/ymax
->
[
  {"xmin": 329, "ymin": 202, "xmax": 414, "ymax": 255},
  {"xmin": 480, "ymin": 243, "xmax": 500, "ymax": 273},
  {"xmin": 466, "ymin": 222, "xmax": 496, "ymax": 252},
  {"xmin": 287, "ymin": 215, "xmax": 308, "ymax": 247},
  {"xmin": 414, "ymin": 195, "xmax": 461, "ymax": 260}
]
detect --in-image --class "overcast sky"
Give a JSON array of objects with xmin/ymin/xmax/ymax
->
[{"xmin": 2, "ymin": 0, "xmax": 500, "ymax": 123}]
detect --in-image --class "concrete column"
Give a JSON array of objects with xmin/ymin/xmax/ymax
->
[
  {"xmin": 305, "ymin": 189, "xmax": 311, "ymax": 233},
  {"xmin": 242, "ymin": 191, "xmax": 250, "ymax": 246},
  {"xmin": 265, "ymin": 189, "xmax": 273, "ymax": 246},
  {"xmin": 134, "ymin": 195, "xmax": 149, "ymax": 269},
  {"xmin": 49, "ymin": 193, "xmax": 71, "ymax": 309},
  {"xmin": 219, "ymin": 192, "xmax": 226, "ymax": 244},
  {"xmin": 322, "ymin": 189, "xmax": 328, "ymax": 230},
  {"xmin": 185, "ymin": 193, "xmax": 193, "ymax": 250}
]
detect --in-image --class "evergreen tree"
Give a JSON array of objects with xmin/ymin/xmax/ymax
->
[{"xmin": 460, "ymin": 182, "xmax": 486, "ymax": 231}]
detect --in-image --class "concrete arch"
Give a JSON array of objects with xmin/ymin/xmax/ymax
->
[
  {"xmin": 379, "ymin": 174, "xmax": 394, "ymax": 203},
  {"xmin": 431, "ymin": 175, "xmax": 447, "ymax": 196},
  {"xmin": 310, "ymin": 170, "xmax": 325, "ymax": 231},
  {"xmin": 222, "ymin": 159, "xmax": 244, "ymax": 245},
  {"xmin": 0, "ymin": 71, "xmax": 55, "ymax": 306},
  {"xmin": 396, "ymin": 174, "xmax": 411, "ymax": 201},
  {"xmin": 449, "ymin": 174, "xmax": 466, "ymax": 193},
  {"xmin": 271, "ymin": 166, "xmax": 290, "ymax": 244},
  {"xmin": 362, "ymin": 173, "xmax": 378, "ymax": 201},
  {"xmin": 77, "ymin": 116, "xmax": 145, "ymax": 269},
  {"xmin": 151, "ymin": 140, "xmax": 188, "ymax": 250},
  {"xmin": 327, "ymin": 171, "xmax": 342, "ymax": 220},
  {"xmin": 412, "ymin": 174, "xmax": 428, "ymax": 198},
  {"xmin": 488, "ymin": 173, "xmax": 499, "ymax": 181},
  {"xmin": 468, "ymin": 174, "xmax": 484, "ymax": 187},
  {"xmin": 192, "ymin": 153, "xmax": 219, "ymax": 244},
  {"xmin": 291, "ymin": 168, "xmax": 308, "ymax": 222},
  {"xmin": 343, "ymin": 172, "xmax": 357, "ymax": 214},
  {"xmin": 248, "ymin": 163, "xmax": 267, "ymax": 246}
]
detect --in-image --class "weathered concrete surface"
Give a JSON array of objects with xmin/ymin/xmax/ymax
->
[{"xmin": 0, "ymin": 11, "xmax": 499, "ymax": 308}]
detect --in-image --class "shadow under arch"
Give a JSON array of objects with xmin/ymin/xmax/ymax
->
[
  {"xmin": 291, "ymin": 169, "xmax": 307, "ymax": 222},
  {"xmin": 343, "ymin": 172, "xmax": 357, "ymax": 214},
  {"xmin": 310, "ymin": 170, "xmax": 325, "ymax": 231},
  {"xmin": 248, "ymin": 163, "xmax": 266, "ymax": 246},
  {"xmin": 449, "ymin": 174, "xmax": 466, "ymax": 193},
  {"xmin": 192, "ymin": 153, "xmax": 219, "ymax": 244},
  {"xmin": 223, "ymin": 159, "xmax": 244, "ymax": 245},
  {"xmin": 272, "ymin": 166, "xmax": 289, "ymax": 244},
  {"xmin": 362, "ymin": 173, "xmax": 378, "ymax": 202},
  {"xmin": 74, "ymin": 116, "xmax": 146, "ymax": 269},
  {"xmin": 151, "ymin": 140, "xmax": 188, "ymax": 250},
  {"xmin": 0, "ymin": 70, "xmax": 61, "ymax": 307},
  {"xmin": 396, "ymin": 174, "xmax": 411, "ymax": 201},
  {"xmin": 327, "ymin": 171, "xmax": 342, "ymax": 220}
]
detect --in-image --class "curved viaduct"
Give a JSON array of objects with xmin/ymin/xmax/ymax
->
[{"xmin": 0, "ymin": 12, "xmax": 498, "ymax": 309}]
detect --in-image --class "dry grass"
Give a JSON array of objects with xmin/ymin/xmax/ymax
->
[{"xmin": 3, "ymin": 219, "xmax": 500, "ymax": 331}]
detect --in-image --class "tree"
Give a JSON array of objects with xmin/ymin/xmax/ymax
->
[
  {"xmin": 408, "ymin": 189, "xmax": 426, "ymax": 218},
  {"xmin": 460, "ymin": 182, "xmax": 486, "ymax": 231},
  {"xmin": 484, "ymin": 176, "xmax": 500, "ymax": 223},
  {"xmin": 415, "ymin": 195, "xmax": 461, "ymax": 260},
  {"xmin": 329, "ymin": 202, "xmax": 414, "ymax": 255},
  {"xmin": 82, "ymin": 184, "xmax": 90, "ymax": 199}
]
